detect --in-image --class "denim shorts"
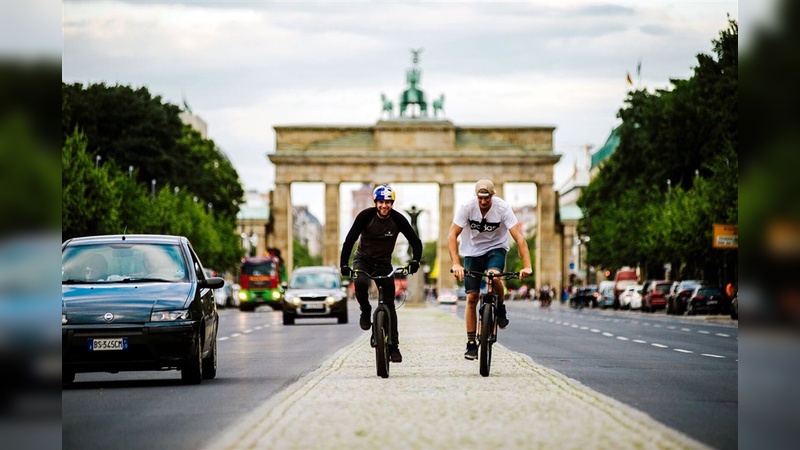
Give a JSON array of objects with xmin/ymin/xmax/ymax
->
[{"xmin": 463, "ymin": 248, "xmax": 507, "ymax": 293}]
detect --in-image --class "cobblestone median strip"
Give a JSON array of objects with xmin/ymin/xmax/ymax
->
[{"xmin": 207, "ymin": 307, "xmax": 709, "ymax": 450}]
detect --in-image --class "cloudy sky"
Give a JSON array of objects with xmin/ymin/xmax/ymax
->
[{"xmin": 61, "ymin": 0, "xmax": 738, "ymax": 238}]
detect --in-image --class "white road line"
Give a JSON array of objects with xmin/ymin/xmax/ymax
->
[
  {"xmin": 715, "ymin": 333, "xmax": 730, "ymax": 337},
  {"xmin": 674, "ymin": 349, "xmax": 693, "ymax": 354},
  {"xmin": 243, "ymin": 329, "xmax": 253, "ymax": 333},
  {"xmin": 667, "ymin": 326, "xmax": 677, "ymax": 330},
  {"xmin": 702, "ymin": 353, "xmax": 726, "ymax": 359},
  {"xmin": 591, "ymin": 328, "xmax": 600, "ymax": 333},
  {"xmin": 698, "ymin": 330, "xmax": 711, "ymax": 334},
  {"xmin": 651, "ymin": 343, "xmax": 668, "ymax": 348},
  {"xmin": 681, "ymin": 328, "xmax": 691, "ymax": 332},
  {"xmin": 616, "ymin": 336, "xmax": 629, "ymax": 341},
  {"xmin": 219, "ymin": 336, "xmax": 229, "ymax": 341},
  {"xmin": 231, "ymin": 333, "xmax": 242, "ymax": 337},
  {"xmin": 255, "ymin": 326, "xmax": 263, "ymax": 330},
  {"xmin": 580, "ymin": 326, "xmax": 589, "ymax": 330},
  {"xmin": 602, "ymin": 332, "xmax": 615, "ymax": 337},
  {"xmin": 633, "ymin": 339, "xmax": 647, "ymax": 344},
  {"xmin": 653, "ymin": 324, "xmax": 662, "ymax": 328}
]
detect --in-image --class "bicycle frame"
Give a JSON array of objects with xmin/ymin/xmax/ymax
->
[
  {"xmin": 463, "ymin": 270, "xmax": 520, "ymax": 377},
  {"xmin": 351, "ymin": 267, "xmax": 408, "ymax": 379}
]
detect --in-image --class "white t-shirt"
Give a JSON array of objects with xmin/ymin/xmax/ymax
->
[{"xmin": 453, "ymin": 196, "xmax": 518, "ymax": 257}]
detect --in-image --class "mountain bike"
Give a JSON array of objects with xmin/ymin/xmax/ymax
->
[
  {"xmin": 351, "ymin": 266, "xmax": 409, "ymax": 379},
  {"xmin": 461, "ymin": 270, "xmax": 522, "ymax": 377}
]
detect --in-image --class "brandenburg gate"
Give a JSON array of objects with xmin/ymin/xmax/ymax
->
[{"xmin": 267, "ymin": 52, "xmax": 562, "ymax": 293}]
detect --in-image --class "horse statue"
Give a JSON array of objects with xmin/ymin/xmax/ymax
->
[
  {"xmin": 399, "ymin": 67, "xmax": 428, "ymax": 117},
  {"xmin": 380, "ymin": 93, "xmax": 394, "ymax": 118},
  {"xmin": 432, "ymin": 94, "xmax": 445, "ymax": 118}
]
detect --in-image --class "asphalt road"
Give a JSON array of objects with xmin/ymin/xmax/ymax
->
[
  {"xmin": 439, "ymin": 300, "xmax": 738, "ymax": 450},
  {"xmin": 62, "ymin": 300, "xmax": 737, "ymax": 450},
  {"xmin": 62, "ymin": 303, "xmax": 364, "ymax": 450}
]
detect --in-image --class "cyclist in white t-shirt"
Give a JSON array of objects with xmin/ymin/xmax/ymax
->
[{"xmin": 448, "ymin": 179, "xmax": 533, "ymax": 360}]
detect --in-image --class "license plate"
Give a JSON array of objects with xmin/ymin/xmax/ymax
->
[
  {"xmin": 304, "ymin": 303, "xmax": 324, "ymax": 310},
  {"xmin": 89, "ymin": 338, "xmax": 128, "ymax": 351},
  {"xmin": 707, "ymin": 300, "xmax": 717, "ymax": 305}
]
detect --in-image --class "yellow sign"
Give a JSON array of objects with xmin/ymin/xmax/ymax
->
[{"xmin": 713, "ymin": 224, "xmax": 738, "ymax": 249}]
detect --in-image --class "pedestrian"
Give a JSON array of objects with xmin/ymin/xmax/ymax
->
[
  {"xmin": 448, "ymin": 179, "xmax": 533, "ymax": 360},
  {"xmin": 340, "ymin": 184, "xmax": 423, "ymax": 364}
]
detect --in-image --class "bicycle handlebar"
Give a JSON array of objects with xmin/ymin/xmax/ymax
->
[
  {"xmin": 450, "ymin": 269, "xmax": 527, "ymax": 280},
  {"xmin": 350, "ymin": 266, "xmax": 409, "ymax": 280}
]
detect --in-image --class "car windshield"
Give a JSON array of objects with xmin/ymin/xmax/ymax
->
[
  {"xmin": 289, "ymin": 272, "xmax": 338, "ymax": 289},
  {"xmin": 242, "ymin": 261, "xmax": 275, "ymax": 276},
  {"xmin": 62, "ymin": 243, "xmax": 188, "ymax": 283}
]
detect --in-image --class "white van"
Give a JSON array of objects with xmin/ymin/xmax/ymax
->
[{"xmin": 598, "ymin": 280, "xmax": 615, "ymax": 308}]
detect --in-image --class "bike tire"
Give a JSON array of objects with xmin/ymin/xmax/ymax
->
[
  {"xmin": 374, "ymin": 309, "xmax": 390, "ymax": 378},
  {"xmin": 479, "ymin": 303, "xmax": 494, "ymax": 377}
]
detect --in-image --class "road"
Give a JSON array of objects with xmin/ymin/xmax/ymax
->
[
  {"xmin": 62, "ymin": 303, "xmax": 364, "ymax": 450},
  {"xmin": 440, "ymin": 300, "xmax": 738, "ymax": 450},
  {"xmin": 63, "ymin": 300, "xmax": 737, "ymax": 450}
]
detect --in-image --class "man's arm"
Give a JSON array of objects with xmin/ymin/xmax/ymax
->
[
  {"xmin": 447, "ymin": 223, "xmax": 465, "ymax": 281},
  {"xmin": 340, "ymin": 209, "xmax": 370, "ymax": 267},
  {"xmin": 509, "ymin": 224, "xmax": 533, "ymax": 279}
]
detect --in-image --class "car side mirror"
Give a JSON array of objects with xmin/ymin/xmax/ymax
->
[{"xmin": 202, "ymin": 276, "xmax": 224, "ymax": 289}]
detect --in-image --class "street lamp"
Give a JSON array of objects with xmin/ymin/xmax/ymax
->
[
  {"xmin": 151, "ymin": 179, "xmax": 156, "ymax": 199},
  {"xmin": 128, "ymin": 165, "xmax": 134, "ymax": 179},
  {"xmin": 95, "ymin": 155, "xmax": 101, "ymax": 169}
]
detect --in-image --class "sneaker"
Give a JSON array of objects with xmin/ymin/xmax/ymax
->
[
  {"xmin": 464, "ymin": 340, "xmax": 478, "ymax": 360},
  {"xmin": 359, "ymin": 309, "xmax": 371, "ymax": 331},
  {"xmin": 497, "ymin": 304, "xmax": 509, "ymax": 329},
  {"xmin": 390, "ymin": 346, "xmax": 403, "ymax": 363}
]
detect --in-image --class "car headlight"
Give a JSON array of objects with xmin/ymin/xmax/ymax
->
[
  {"xmin": 291, "ymin": 296, "xmax": 302, "ymax": 306},
  {"xmin": 150, "ymin": 310, "xmax": 190, "ymax": 322},
  {"xmin": 272, "ymin": 291, "xmax": 282, "ymax": 300},
  {"xmin": 325, "ymin": 296, "xmax": 336, "ymax": 305},
  {"xmin": 62, "ymin": 313, "xmax": 67, "ymax": 324},
  {"xmin": 238, "ymin": 291, "xmax": 248, "ymax": 301}
]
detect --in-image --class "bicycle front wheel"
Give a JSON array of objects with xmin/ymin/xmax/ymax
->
[
  {"xmin": 374, "ymin": 309, "xmax": 390, "ymax": 378},
  {"xmin": 479, "ymin": 303, "xmax": 494, "ymax": 377}
]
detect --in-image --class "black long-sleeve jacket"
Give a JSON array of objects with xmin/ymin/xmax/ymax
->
[{"xmin": 340, "ymin": 208, "xmax": 423, "ymax": 267}]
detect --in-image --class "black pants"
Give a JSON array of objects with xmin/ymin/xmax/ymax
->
[{"xmin": 353, "ymin": 258, "xmax": 398, "ymax": 345}]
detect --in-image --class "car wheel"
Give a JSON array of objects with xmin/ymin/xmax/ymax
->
[
  {"xmin": 202, "ymin": 335, "xmax": 217, "ymax": 379},
  {"xmin": 283, "ymin": 313, "xmax": 295, "ymax": 325},
  {"xmin": 337, "ymin": 309, "xmax": 348, "ymax": 324},
  {"xmin": 63, "ymin": 369, "xmax": 75, "ymax": 385},
  {"xmin": 181, "ymin": 333, "xmax": 203, "ymax": 385}
]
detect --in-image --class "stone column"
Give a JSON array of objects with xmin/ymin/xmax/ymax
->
[
  {"xmin": 437, "ymin": 183, "xmax": 455, "ymax": 294},
  {"xmin": 324, "ymin": 183, "xmax": 340, "ymax": 267},
  {"xmin": 273, "ymin": 182, "xmax": 293, "ymax": 274},
  {"xmin": 536, "ymin": 181, "xmax": 562, "ymax": 292}
]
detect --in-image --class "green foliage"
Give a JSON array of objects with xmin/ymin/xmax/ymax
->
[
  {"xmin": 293, "ymin": 238, "xmax": 322, "ymax": 268},
  {"xmin": 577, "ymin": 19, "xmax": 738, "ymax": 284},
  {"xmin": 61, "ymin": 81, "xmax": 247, "ymax": 272},
  {"xmin": 506, "ymin": 234, "xmax": 535, "ymax": 290}
]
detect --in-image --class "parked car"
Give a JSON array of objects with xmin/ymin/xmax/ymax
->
[
  {"xmin": 281, "ymin": 266, "xmax": 348, "ymax": 325},
  {"xmin": 61, "ymin": 234, "xmax": 223, "ymax": 385},
  {"xmin": 598, "ymin": 283, "xmax": 615, "ymax": 309},
  {"xmin": 667, "ymin": 280, "xmax": 703, "ymax": 315},
  {"xmin": 570, "ymin": 285, "xmax": 599, "ymax": 308},
  {"xmin": 619, "ymin": 284, "xmax": 643, "ymax": 310},
  {"xmin": 642, "ymin": 280, "xmax": 672, "ymax": 312},
  {"xmin": 686, "ymin": 285, "xmax": 728, "ymax": 315},
  {"xmin": 204, "ymin": 268, "xmax": 231, "ymax": 308},
  {"xmin": 437, "ymin": 289, "xmax": 458, "ymax": 305},
  {"xmin": 613, "ymin": 267, "xmax": 638, "ymax": 309}
]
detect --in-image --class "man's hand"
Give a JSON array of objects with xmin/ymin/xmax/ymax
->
[
  {"xmin": 451, "ymin": 264, "xmax": 465, "ymax": 281},
  {"xmin": 409, "ymin": 260, "xmax": 420, "ymax": 274},
  {"xmin": 519, "ymin": 267, "xmax": 532, "ymax": 280},
  {"xmin": 340, "ymin": 266, "xmax": 351, "ymax": 278}
]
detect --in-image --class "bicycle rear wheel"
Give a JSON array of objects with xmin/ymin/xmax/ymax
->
[
  {"xmin": 374, "ymin": 309, "xmax": 390, "ymax": 378},
  {"xmin": 479, "ymin": 302, "xmax": 494, "ymax": 377}
]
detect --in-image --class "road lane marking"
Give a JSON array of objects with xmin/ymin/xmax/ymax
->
[
  {"xmin": 602, "ymin": 332, "xmax": 614, "ymax": 337},
  {"xmin": 651, "ymin": 343, "xmax": 668, "ymax": 348},
  {"xmin": 698, "ymin": 330, "xmax": 710, "ymax": 334},
  {"xmin": 219, "ymin": 336, "xmax": 229, "ymax": 341},
  {"xmin": 590, "ymin": 328, "xmax": 600, "ymax": 333},
  {"xmin": 243, "ymin": 329, "xmax": 253, "ymax": 333},
  {"xmin": 674, "ymin": 349, "xmax": 693, "ymax": 354},
  {"xmin": 702, "ymin": 353, "xmax": 725, "ymax": 359},
  {"xmin": 633, "ymin": 339, "xmax": 647, "ymax": 344},
  {"xmin": 681, "ymin": 328, "xmax": 691, "ymax": 332},
  {"xmin": 715, "ymin": 333, "xmax": 729, "ymax": 337},
  {"xmin": 616, "ymin": 336, "xmax": 629, "ymax": 341},
  {"xmin": 231, "ymin": 333, "xmax": 242, "ymax": 337}
]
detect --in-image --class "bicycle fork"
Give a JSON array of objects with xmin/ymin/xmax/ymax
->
[{"xmin": 370, "ymin": 304, "xmax": 394, "ymax": 348}]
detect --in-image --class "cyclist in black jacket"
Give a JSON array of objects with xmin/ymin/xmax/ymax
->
[{"xmin": 340, "ymin": 184, "xmax": 423, "ymax": 363}]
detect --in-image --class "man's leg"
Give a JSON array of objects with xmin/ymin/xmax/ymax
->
[
  {"xmin": 353, "ymin": 274, "xmax": 372, "ymax": 331},
  {"xmin": 377, "ymin": 277, "xmax": 402, "ymax": 363}
]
